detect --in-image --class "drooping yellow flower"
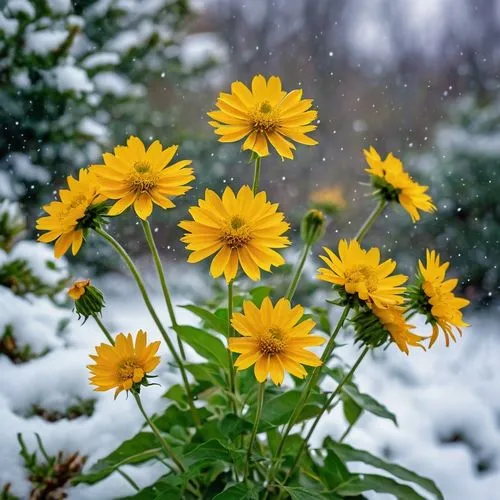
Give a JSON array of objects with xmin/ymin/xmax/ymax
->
[
  {"xmin": 208, "ymin": 75, "xmax": 318, "ymax": 160},
  {"xmin": 317, "ymin": 240, "xmax": 407, "ymax": 308},
  {"xmin": 309, "ymin": 186, "xmax": 346, "ymax": 214},
  {"xmin": 416, "ymin": 249, "xmax": 470, "ymax": 347},
  {"xmin": 179, "ymin": 185, "xmax": 290, "ymax": 282},
  {"xmin": 372, "ymin": 306, "xmax": 426, "ymax": 355},
  {"xmin": 228, "ymin": 297, "xmax": 324, "ymax": 385},
  {"xmin": 91, "ymin": 136, "xmax": 194, "ymax": 220},
  {"xmin": 88, "ymin": 330, "xmax": 160, "ymax": 399},
  {"xmin": 68, "ymin": 279, "xmax": 91, "ymax": 300},
  {"xmin": 36, "ymin": 169, "xmax": 104, "ymax": 258},
  {"xmin": 364, "ymin": 146, "xmax": 435, "ymax": 222}
]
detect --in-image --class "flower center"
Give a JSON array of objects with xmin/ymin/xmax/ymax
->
[
  {"xmin": 259, "ymin": 326, "xmax": 286, "ymax": 356},
  {"xmin": 128, "ymin": 162, "xmax": 158, "ymax": 193},
  {"xmin": 221, "ymin": 215, "xmax": 253, "ymax": 249},
  {"xmin": 118, "ymin": 357, "xmax": 143, "ymax": 382},
  {"xmin": 345, "ymin": 265, "xmax": 379, "ymax": 292},
  {"xmin": 251, "ymin": 101, "xmax": 279, "ymax": 133}
]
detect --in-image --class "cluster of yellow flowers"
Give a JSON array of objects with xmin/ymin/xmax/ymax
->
[{"xmin": 37, "ymin": 75, "xmax": 470, "ymax": 400}]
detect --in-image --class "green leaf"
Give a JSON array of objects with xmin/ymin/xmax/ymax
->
[
  {"xmin": 119, "ymin": 475, "xmax": 181, "ymax": 499},
  {"xmin": 183, "ymin": 439, "xmax": 232, "ymax": 471},
  {"xmin": 284, "ymin": 487, "xmax": 329, "ymax": 500},
  {"xmin": 322, "ymin": 450, "xmax": 350, "ymax": 489},
  {"xmin": 326, "ymin": 440, "xmax": 443, "ymax": 500},
  {"xmin": 73, "ymin": 433, "xmax": 160, "ymax": 485},
  {"xmin": 334, "ymin": 473, "xmax": 426, "ymax": 500},
  {"xmin": 218, "ymin": 414, "xmax": 253, "ymax": 441},
  {"xmin": 341, "ymin": 394, "xmax": 362, "ymax": 426},
  {"xmin": 249, "ymin": 286, "xmax": 272, "ymax": 306},
  {"xmin": 185, "ymin": 362, "xmax": 226, "ymax": 387},
  {"xmin": 213, "ymin": 483, "xmax": 259, "ymax": 499},
  {"xmin": 153, "ymin": 405, "xmax": 211, "ymax": 432},
  {"xmin": 163, "ymin": 384, "xmax": 187, "ymax": 407},
  {"xmin": 173, "ymin": 325, "xmax": 228, "ymax": 368},
  {"xmin": 180, "ymin": 304, "xmax": 228, "ymax": 335}
]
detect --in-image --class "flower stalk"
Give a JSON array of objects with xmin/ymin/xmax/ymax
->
[
  {"xmin": 244, "ymin": 382, "xmax": 265, "ymax": 481},
  {"xmin": 355, "ymin": 199, "xmax": 387, "ymax": 243},
  {"xmin": 286, "ymin": 242, "xmax": 311, "ymax": 301},
  {"xmin": 227, "ymin": 281, "xmax": 237, "ymax": 411},
  {"xmin": 252, "ymin": 155, "xmax": 262, "ymax": 194}
]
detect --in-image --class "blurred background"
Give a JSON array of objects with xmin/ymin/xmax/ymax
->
[{"xmin": 1, "ymin": 0, "xmax": 499, "ymax": 498}]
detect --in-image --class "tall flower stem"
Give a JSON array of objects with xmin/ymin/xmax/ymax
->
[
  {"xmin": 252, "ymin": 156, "xmax": 262, "ymax": 194},
  {"xmin": 133, "ymin": 392, "xmax": 185, "ymax": 473},
  {"xmin": 227, "ymin": 281, "xmax": 237, "ymax": 412},
  {"xmin": 95, "ymin": 227, "xmax": 200, "ymax": 428},
  {"xmin": 141, "ymin": 219, "xmax": 186, "ymax": 360},
  {"xmin": 92, "ymin": 313, "xmax": 115, "ymax": 345},
  {"xmin": 285, "ymin": 347, "xmax": 370, "ymax": 483},
  {"xmin": 355, "ymin": 200, "xmax": 387, "ymax": 243},
  {"xmin": 244, "ymin": 382, "xmax": 265, "ymax": 481},
  {"xmin": 286, "ymin": 241, "xmax": 312, "ymax": 301}
]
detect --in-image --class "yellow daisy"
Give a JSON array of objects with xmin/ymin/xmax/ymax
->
[
  {"xmin": 228, "ymin": 297, "xmax": 324, "ymax": 385},
  {"xmin": 317, "ymin": 239, "xmax": 408, "ymax": 308},
  {"xmin": 88, "ymin": 330, "xmax": 161, "ymax": 399},
  {"xmin": 91, "ymin": 136, "xmax": 194, "ymax": 220},
  {"xmin": 36, "ymin": 169, "xmax": 104, "ymax": 258},
  {"xmin": 309, "ymin": 186, "xmax": 346, "ymax": 214},
  {"xmin": 179, "ymin": 185, "xmax": 290, "ymax": 282},
  {"xmin": 208, "ymin": 74, "xmax": 318, "ymax": 160},
  {"xmin": 415, "ymin": 249, "xmax": 470, "ymax": 347},
  {"xmin": 372, "ymin": 306, "xmax": 426, "ymax": 354},
  {"xmin": 364, "ymin": 146, "xmax": 436, "ymax": 222}
]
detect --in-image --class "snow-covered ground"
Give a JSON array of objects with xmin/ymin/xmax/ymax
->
[{"xmin": 1, "ymin": 258, "xmax": 498, "ymax": 499}]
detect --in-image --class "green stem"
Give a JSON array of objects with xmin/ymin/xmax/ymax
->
[
  {"xmin": 133, "ymin": 392, "xmax": 185, "ymax": 473},
  {"xmin": 339, "ymin": 419, "xmax": 356, "ymax": 443},
  {"xmin": 286, "ymin": 241, "xmax": 312, "ymax": 301},
  {"xmin": 117, "ymin": 468, "xmax": 140, "ymax": 491},
  {"xmin": 252, "ymin": 156, "xmax": 262, "ymax": 194},
  {"xmin": 226, "ymin": 281, "xmax": 237, "ymax": 411},
  {"xmin": 95, "ymin": 227, "xmax": 200, "ymax": 428},
  {"xmin": 92, "ymin": 313, "xmax": 115, "ymax": 345},
  {"xmin": 244, "ymin": 382, "xmax": 265, "ymax": 481},
  {"xmin": 285, "ymin": 347, "xmax": 370, "ymax": 481},
  {"xmin": 355, "ymin": 200, "xmax": 387, "ymax": 243},
  {"xmin": 141, "ymin": 219, "xmax": 186, "ymax": 360}
]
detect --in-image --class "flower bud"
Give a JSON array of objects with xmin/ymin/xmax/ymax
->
[
  {"xmin": 68, "ymin": 280, "xmax": 105, "ymax": 321},
  {"xmin": 301, "ymin": 209, "xmax": 326, "ymax": 246}
]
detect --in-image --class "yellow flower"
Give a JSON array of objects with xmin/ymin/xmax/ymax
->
[
  {"xmin": 364, "ymin": 146, "xmax": 435, "ymax": 222},
  {"xmin": 36, "ymin": 169, "xmax": 104, "ymax": 258},
  {"xmin": 88, "ymin": 330, "xmax": 160, "ymax": 399},
  {"xmin": 228, "ymin": 297, "xmax": 324, "ymax": 385},
  {"xmin": 417, "ymin": 249, "xmax": 470, "ymax": 347},
  {"xmin": 208, "ymin": 75, "xmax": 318, "ymax": 160},
  {"xmin": 179, "ymin": 185, "xmax": 290, "ymax": 282},
  {"xmin": 92, "ymin": 136, "xmax": 194, "ymax": 220},
  {"xmin": 68, "ymin": 279, "xmax": 91, "ymax": 300},
  {"xmin": 309, "ymin": 186, "xmax": 346, "ymax": 213},
  {"xmin": 372, "ymin": 306, "xmax": 426, "ymax": 355},
  {"xmin": 317, "ymin": 240, "xmax": 407, "ymax": 308}
]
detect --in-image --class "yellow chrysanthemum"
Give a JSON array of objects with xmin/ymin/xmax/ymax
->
[
  {"xmin": 317, "ymin": 240, "xmax": 408, "ymax": 308},
  {"xmin": 179, "ymin": 185, "xmax": 290, "ymax": 282},
  {"xmin": 364, "ymin": 146, "xmax": 436, "ymax": 222},
  {"xmin": 88, "ymin": 330, "xmax": 160, "ymax": 399},
  {"xmin": 417, "ymin": 249, "xmax": 470, "ymax": 347},
  {"xmin": 309, "ymin": 186, "xmax": 346, "ymax": 213},
  {"xmin": 208, "ymin": 74, "xmax": 318, "ymax": 160},
  {"xmin": 68, "ymin": 279, "xmax": 91, "ymax": 300},
  {"xmin": 91, "ymin": 136, "xmax": 194, "ymax": 220},
  {"xmin": 36, "ymin": 169, "xmax": 104, "ymax": 258},
  {"xmin": 228, "ymin": 297, "xmax": 324, "ymax": 385},
  {"xmin": 372, "ymin": 306, "xmax": 426, "ymax": 355}
]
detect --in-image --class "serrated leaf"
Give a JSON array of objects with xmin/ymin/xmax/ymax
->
[
  {"xmin": 153, "ymin": 405, "xmax": 211, "ymax": 432},
  {"xmin": 213, "ymin": 483, "xmax": 259, "ymax": 499},
  {"xmin": 119, "ymin": 475, "xmax": 181, "ymax": 499},
  {"xmin": 284, "ymin": 487, "xmax": 329, "ymax": 500},
  {"xmin": 180, "ymin": 304, "xmax": 228, "ymax": 335},
  {"xmin": 334, "ymin": 473, "xmax": 426, "ymax": 500},
  {"xmin": 185, "ymin": 362, "xmax": 226, "ymax": 387},
  {"xmin": 173, "ymin": 325, "xmax": 228, "ymax": 368},
  {"xmin": 218, "ymin": 413, "xmax": 253, "ymax": 441},
  {"xmin": 326, "ymin": 440, "xmax": 443, "ymax": 500},
  {"xmin": 183, "ymin": 439, "xmax": 232, "ymax": 471},
  {"xmin": 73, "ymin": 433, "xmax": 160, "ymax": 485}
]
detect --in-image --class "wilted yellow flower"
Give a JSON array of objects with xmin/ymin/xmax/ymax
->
[
  {"xmin": 208, "ymin": 75, "xmax": 318, "ymax": 160},
  {"xmin": 372, "ymin": 306, "xmax": 426, "ymax": 354},
  {"xmin": 88, "ymin": 330, "xmax": 160, "ymax": 399},
  {"xmin": 92, "ymin": 136, "xmax": 194, "ymax": 220},
  {"xmin": 228, "ymin": 297, "xmax": 324, "ymax": 385},
  {"xmin": 68, "ymin": 279, "xmax": 91, "ymax": 300},
  {"xmin": 309, "ymin": 186, "xmax": 346, "ymax": 214},
  {"xmin": 179, "ymin": 185, "xmax": 290, "ymax": 282},
  {"xmin": 410, "ymin": 249, "xmax": 470, "ymax": 347},
  {"xmin": 364, "ymin": 146, "xmax": 435, "ymax": 222},
  {"xmin": 36, "ymin": 169, "xmax": 105, "ymax": 258},
  {"xmin": 317, "ymin": 240, "xmax": 407, "ymax": 309}
]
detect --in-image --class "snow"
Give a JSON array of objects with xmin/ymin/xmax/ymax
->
[
  {"xmin": 93, "ymin": 72, "xmax": 144, "ymax": 98},
  {"xmin": 11, "ymin": 69, "xmax": 31, "ymax": 89},
  {"xmin": 46, "ymin": 0, "xmax": 72, "ymax": 15},
  {"xmin": 82, "ymin": 52, "xmax": 120, "ymax": 70},
  {"xmin": 180, "ymin": 32, "xmax": 229, "ymax": 71},
  {"xmin": 0, "ymin": 12, "xmax": 18, "ymax": 36},
  {"xmin": 47, "ymin": 65, "xmax": 94, "ymax": 95},
  {"xmin": 10, "ymin": 153, "xmax": 51, "ymax": 183},
  {"xmin": 78, "ymin": 118, "xmax": 109, "ymax": 141},
  {"xmin": 24, "ymin": 29, "xmax": 68, "ymax": 55},
  {"xmin": 6, "ymin": 0, "xmax": 35, "ymax": 19}
]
